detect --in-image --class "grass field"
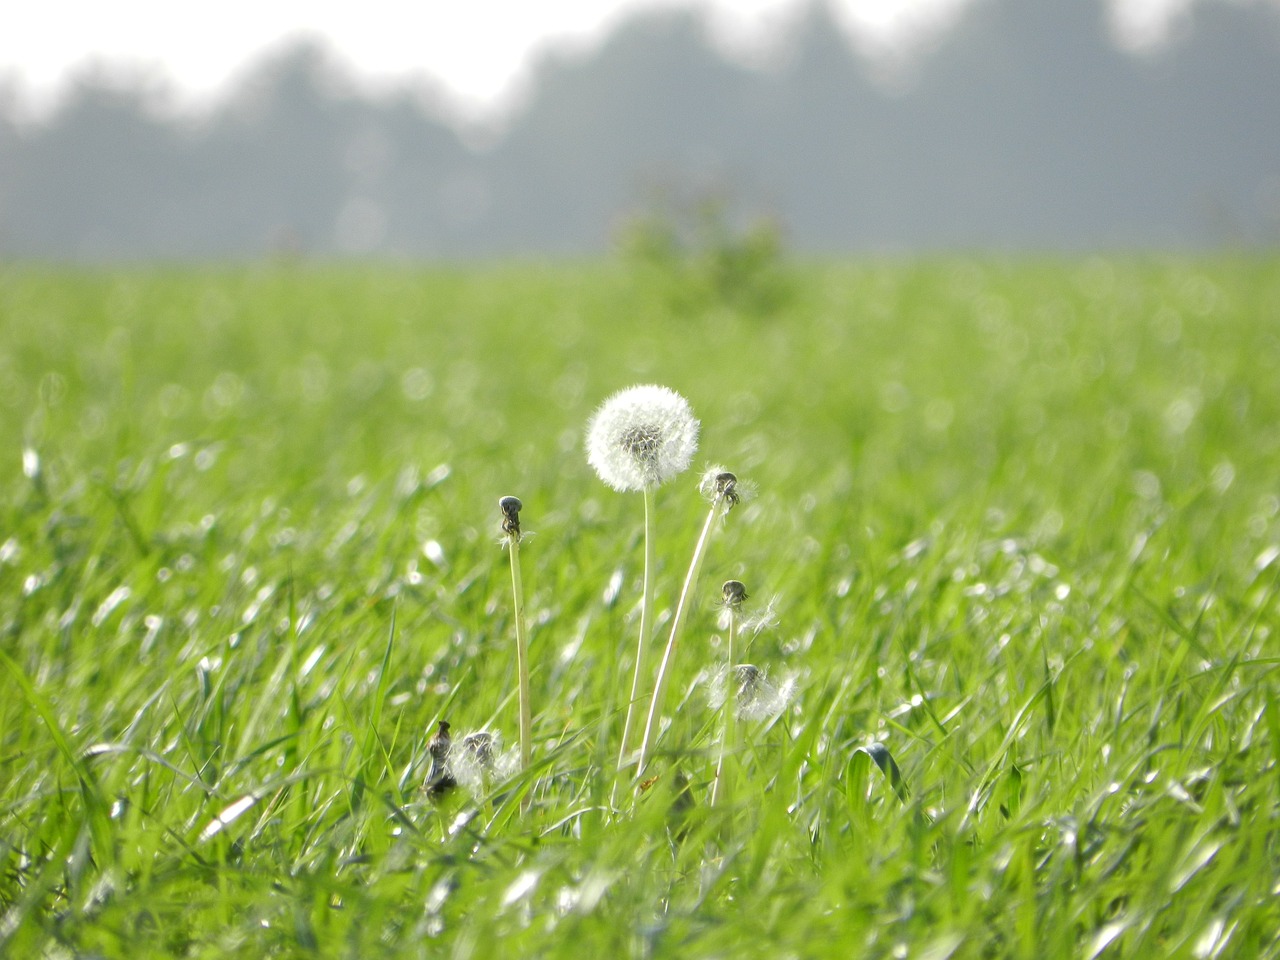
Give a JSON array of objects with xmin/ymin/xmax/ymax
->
[{"xmin": 2, "ymin": 257, "xmax": 1279, "ymax": 958}]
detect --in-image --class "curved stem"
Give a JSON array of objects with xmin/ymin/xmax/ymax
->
[{"xmin": 636, "ymin": 495, "xmax": 721, "ymax": 781}]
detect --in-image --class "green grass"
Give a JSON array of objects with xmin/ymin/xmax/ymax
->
[{"xmin": 1, "ymin": 257, "xmax": 1279, "ymax": 958}]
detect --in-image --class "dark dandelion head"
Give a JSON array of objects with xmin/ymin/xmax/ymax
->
[
  {"xmin": 460, "ymin": 731, "xmax": 496, "ymax": 767},
  {"xmin": 425, "ymin": 720, "xmax": 457, "ymax": 800},
  {"xmin": 499, "ymin": 495, "xmax": 523, "ymax": 538},
  {"xmin": 713, "ymin": 471, "xmax": 740, "ymax": 508},
  {"xmin": 721, "ymin": 580, "xmax": 749, "ymax": 608}
]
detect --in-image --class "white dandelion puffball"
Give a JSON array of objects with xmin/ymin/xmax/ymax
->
[{"xmin": 585, "ymin": 385, "xmax": 700, "ymax": 492}]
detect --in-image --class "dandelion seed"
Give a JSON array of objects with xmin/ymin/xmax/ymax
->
[
  {"xmin": 733, "ymin": 596, "xmax": 781, "ymax": 638},
  {"xmin": 585, "ymin": 385, "xmax": 699, "ymax": 493}
]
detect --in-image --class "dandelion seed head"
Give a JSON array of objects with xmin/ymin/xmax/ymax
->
[{"xmin": 585, "ymin": 385, "xmax": 699, "ymax": 492}]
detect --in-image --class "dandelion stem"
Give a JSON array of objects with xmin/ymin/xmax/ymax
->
[
  {"xmin": 636, "ymin": 492, "xmax": 722, "ymax": 782},
  {"xmin": 709, "ymin": 601, "xmax": 739, "ymax": 810},
  {"xmin": 613, "ymin": 487, "xmax": 655, "ymax": 807},
  {"xmin": 500, "ymin": 496, "xmax": 532, "ymax": 775},
  {"xmin": 509, "ymin": 537, "xmax": 531, "ymax": 773}
]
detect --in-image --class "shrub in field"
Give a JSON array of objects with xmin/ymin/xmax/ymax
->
[{"xmin": 617, "ymin": 193, "xmax": 793, "ymax": 317}]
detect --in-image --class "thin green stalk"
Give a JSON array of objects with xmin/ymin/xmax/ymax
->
[
  {"xmin": 500, "ymin": 496, "xmax": 532, "ymax": 776},
  {"xmin": 510, "ymin": 536, "xmax": 531, "ymax": 773},
  {"xmin": 636, "ymin": 493, "xmax": 722, "ymax": 782},
  {"xmin": 709, "ymin": 603, "xmax": 739, "ymax": 810},
  {"xmin": 613, "ymin": 487, "xmax": 655, "ymax": 807}
]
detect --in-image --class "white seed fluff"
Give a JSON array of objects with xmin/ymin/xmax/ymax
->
[{"xmin": 585, "ymin": 385, "xmax": 700, "ymax": 492}]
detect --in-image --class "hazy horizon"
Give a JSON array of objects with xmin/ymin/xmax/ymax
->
[
  {"xmin": 2, "ymin": 0, "xmax": 1277, "ymax": 258},
  {"xmin": 1, "ymin": 0, "xmax": 1203, "ymax": 128}
]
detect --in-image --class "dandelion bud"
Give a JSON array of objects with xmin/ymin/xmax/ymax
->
[
  {"xmin": 499, "ymin": 495, "xmax": 523, "ymax": 539},
  {"xmin": 585, "ymin": 385, "xmax": 699, "ymax": 492}
]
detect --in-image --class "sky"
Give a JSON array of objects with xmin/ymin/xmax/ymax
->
[{"xmin": 0, "ymin": 0, "xmax": 1191, "ymax": 121}]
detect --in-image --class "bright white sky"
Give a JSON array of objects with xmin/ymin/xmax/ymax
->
[{"xmin": 0, "ymin": 0, "xmax": 1189, "ymax": 120}]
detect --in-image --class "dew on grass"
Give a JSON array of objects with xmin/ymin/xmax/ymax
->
[
  {"xmin": 0, "ymin": 538, "xmax": 19, "ymax": 564},
  {"xmin": 242, "ymin": 584, "xmax": 275, "ymax": 624},
  {"xmin": 880, "ymin": 381, "xmax": 911, "ymax": 413},
  {"xmin": 1193, "ymin": 917, "xmax": 1233, "ymax": 960},
  {"xmin": 425, "ymin": 876, "xmax": 454, "ymax": 914},
  {"xmin": 91, "ymin": 587, "xmax": 131, "ymax": 627},
  {"xmin": 502, "ymin": 869, "xmax": 541, "ymax": 909},
  {"xmin": 901, "ymin": 538, "xmax": 929, "ymax": 562},
  {"xmin": 155, "ymin": 383, "xmax": 190, "ymax": 419},
  {"xmin": 423, "ymin": 540, "xmax": 447, "ymax": 569},
  {"xmin": 887, "ymin": 693, "xmax": 925, "ymax": 720},
  {"xmin": 425, "ymin": 463, "xmax": 452, "ymax": 488},
  {"xmin": 602, "ymin": 568, "xmax": 624, "ymax": 607},
  {"xmin": 447, "ymin": 809, "xmax": 475, "ymax": 836},
  {"xmin": 1254, "ymin": 545, "xmax": 1280, "ymax": 572},
  {"xmin": 1164, "ymin": 394, "xmax": 1200, "ymax": 434},
  {"xmin": 200, "ymin": 793, "xmax": 259, "ymax": 841},
  {"xmin": 141, "ymin": 615, "xmax": 163, "ymax": 654},
  {"xmin": 401, "ymin": 367, "xmax": 434, "ymax": 401},
  {"xmin": 1132, "ymin": 471, "xmax": 1162, "ymax": 500}
]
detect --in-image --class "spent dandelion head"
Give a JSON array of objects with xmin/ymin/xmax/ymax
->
[
  {"xmin": 585, "ymin": 385, "xmax": 699, "ymax": 492},
  {"xmin": 718, "ymin": 591, "xmax": 779, "ymax": 636},
  {"xmin": 732, "ymin": 663, "xmax": 794, "ymax": 721},
  {"xmin": 498, "ymin": 495, "xmax": 523, "ymax": 542},
  {"xmin": 721, "ymin": 579, "xmax": 748, "ymax": 608},
  {"xmin": 451, "ymin": 730, "xmax": 518, "ymax": 796},
  {"xmin": 424, "ymin": 720, "xmax": 456, "ymax": 800},
  {"xmin": 423, "ymin": 725, "xmax": 515, "ymax": 801},
  {"xmin": 699, "ymin": 467, "xmax": 744, "ymax": 510}
]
